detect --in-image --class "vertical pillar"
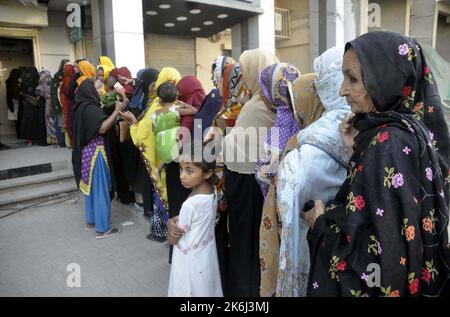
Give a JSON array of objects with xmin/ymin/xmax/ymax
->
[
  {"xmin": 310, "ymin": 0, "xmax": 367, "ymax": 70},
  {"xmin": 91, "ymin": 0, "xmax": 145, "ymax": 76},
  {"xmin": 231, "ymin": 0, "xmax": 275, "ymax": 58},
  {"xmin": 410, "ymin": 0, "xmax": 438, "ymax": 48}
]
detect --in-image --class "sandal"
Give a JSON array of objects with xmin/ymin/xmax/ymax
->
[
  {"xmin": 146, "ymin": 234, "xmax": 166, "ymax": 243},
  {"xmin": 96, "ymin": 227, "xmax": 122, "ymax": 239},
  {"xmin": 85, "ymin": 223, "xmax": 95, "ymax": 230}
]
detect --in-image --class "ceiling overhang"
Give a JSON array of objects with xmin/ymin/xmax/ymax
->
[{"xmin": 143, "ymin": 0, "xmax": 263, "ymax": 38}]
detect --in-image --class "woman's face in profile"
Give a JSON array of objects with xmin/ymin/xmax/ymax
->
[
  {"xmin": 96, "ymin": 68, "xmax": 104, "ymax": 83},
  {"xmin": 339, "ymin": 48, "xmax": 375, "ymax": 114}
]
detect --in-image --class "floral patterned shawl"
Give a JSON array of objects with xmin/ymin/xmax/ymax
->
[
  {"xmin": 308, "ymin": 31, "xmax": 450, "ymax": 297},
  {"xmin": 212, "ymin": 56, "xmax": 235, "ymax": 88}
]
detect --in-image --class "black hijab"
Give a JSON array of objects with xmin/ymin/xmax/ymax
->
[
  {"xmin": 51, "ymin": 60, "xmax": 69, "ymax": 114},
  {"xmin": 348, "ymin": 31, "xmax": 450, "ymax": 170},
  {"xmin": 141, "ymin": 68, "xmax": 159, "ymax": 108},
  {"xmin": 128, "ymin": 68, "xmax": 159, "ymax": 116},
  {"xmin": 6, "ymin": 68, "xmax": 21, "ymax": 112},
  {"xmin": 72, "ymin": 79, "xmax": 108, "ymax": 187},
  {"xmin": 308, "ymin": 32, "xmax": 450, "ymax": 297}
]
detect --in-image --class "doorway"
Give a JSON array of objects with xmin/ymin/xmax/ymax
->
[{"xmin": 0, "ymin": 37, "xmax": 34, "ymax": 147}]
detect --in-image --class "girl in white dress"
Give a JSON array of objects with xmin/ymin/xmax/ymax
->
[{"xmin": 167, "ymin": 143, "xmax": 223, "ymax": 297}]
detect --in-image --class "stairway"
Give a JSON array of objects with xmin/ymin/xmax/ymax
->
[{"xmin": 0, "ymin": 146, "xmax": 77, "ymax": 207}]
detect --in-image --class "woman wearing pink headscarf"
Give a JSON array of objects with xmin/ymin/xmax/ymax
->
[{"xmin": 177, "ymin": 75, "xmax": 206, "ymax": 141}]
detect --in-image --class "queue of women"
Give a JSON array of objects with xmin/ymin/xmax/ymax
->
[{"xmin": 7, "ymin": 30, "xmax": 448, "ymax": 297}]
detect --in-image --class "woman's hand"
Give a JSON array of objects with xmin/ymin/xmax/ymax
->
[
  {"xmin": 204, "ymin": 127, "xmax": 222, "ymax": 144},
  {"xmin": 118, "ymin": 110, "xmax": 137, "ymax": 125},
  {"xmin": 156, "ymin": 163, "xmax": 166, "ymax": 181},
  {"xmin": 302, "ymin": 200, "xmax": 325, "ymax": 229},
  {"xmin": 115, "ymin": 98, "xmax": 128, "ymax": 113},
  {"xmin": 168, "ymin": 217, "xmax": 183, "ymax": 239},
  {"xmin": 117, "ymin": 74, "xmax": 132, "ymax": 85},
  {"xmin": 114, "ymin": 85, "xmax": 127, "ymax": 101},
  {"xmin": 339, "ymin": 113, "xmax": 357, "ymax": 150},
  {"xmin": 176, "ymin": 101, "xmax": 198, "ymax": 116}
]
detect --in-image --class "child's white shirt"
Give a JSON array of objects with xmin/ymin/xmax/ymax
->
[{"xmin": 168, "ymin": 193, "xmax": 223, "ymax": 297}]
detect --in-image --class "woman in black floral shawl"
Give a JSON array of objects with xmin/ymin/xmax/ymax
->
[{"xmin": 305, "ymin": 31, "xmax": 450, "ymax": 297}]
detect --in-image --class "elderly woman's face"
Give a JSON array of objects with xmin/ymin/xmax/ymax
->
[{"xmin": 340, "ymin": 48, "xmax": 375, "ymax": 114}]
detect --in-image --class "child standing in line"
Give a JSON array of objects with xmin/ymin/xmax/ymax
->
[{"xmin": 167, "ymin": 143, "xmax": 223, "ymax": 297}]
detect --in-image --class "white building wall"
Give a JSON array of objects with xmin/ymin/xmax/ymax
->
[{"xmin": 37, "ymin": 11, "xmax": 76, "ymax": 74}]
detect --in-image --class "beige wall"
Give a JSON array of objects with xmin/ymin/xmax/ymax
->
[
  {"xmin": 275, "ymin": 0, "xmax": 311, "ymax": 73},
  {"xmin": 436, "ymin": 14, "xmax": 450, "ymax": 63},
  {"xmin": 368, "ymin": 0, "xmax": 408, "ymax": 34},
  {"xmin": 195, "ymin": 32, "xmax": 232, "ymax": 93}
]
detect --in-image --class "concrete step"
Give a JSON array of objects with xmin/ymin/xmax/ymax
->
[
  {"xmin": 0, "ymin": 146, "xmax": 72, "ymax": 181},
  {"xmin": 0, "ymin": 169, "xmax": 74, "ymax": 192},
  {"xmin": 0, "ymin": 178, "xmax": 77, "ymax": 207}
]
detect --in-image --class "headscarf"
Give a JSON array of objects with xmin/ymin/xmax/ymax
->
[
  {"xmin": 212, "ymin": 56, "xmax": 235, "ymax": 88},
  {"xmin": 51, "ymin": 61, "xmax": 68, "ymax": 114},
  {"xmin": 36, "ymin": 70, "xmax": 55, "ymax": 143},
  {"xmin": 76, "ymin": 61, "xmax": 96, "ymax": 86},
  {"xmin": 60, "ymin": 64, "xmax": 76, "ymax": 98},
  {"xmin": 177, "ymin": 76, "xmax": 206, "ymax": 133},
  {"xmin": 222, "ymin": 63, "xmax": 245, "ymax": 110},
  {"xmin": 296, "ymin": 46, "xmax": 351, "ymax": 167},
  {"xmin": 348, "ymin": 32, "xmax": 450, "ymax": 172},
  {"xmin": 259, "ymin": 63, "xmax": 301, "ymax": 151},
  {"xmin": 36, "ymin": 70, "xmax": 52, "ymax": 98},
  {"xmin": 223, "ymin": 48, "xmax": 279, "ymax": 174},
  {"xmin": 195, "ymin": 89, "xmax": 223, "ymax": 138},
  {"xmin": 154, "ymin": 67, "xmax": 181, "ymax": 93},
  {"xmin": 72, "ymin": 79, "xmax": 107, "ymax": 187},
  {"xmin": 110, "ymin": 67, "xmax": 134, "ymax": 98},
  {"xmin": 19, "ymin": 67, "xmax": 39, "ymax": 97},
  {"xmin": 60, "ymin": 64, "xmax": 76, "ymax": 143},
  {"xmin": 129, "ymin": 68, "xmax": 159, "ymax": 112},
  {"xmin": 212, "ymin": 63, "xmax": 245, "ymax": 130},
  {"xmin": 98, "ymin": 56, "xmax": 115, "ymax": 80},
  {"xmin": 255, "ymin": 63, "xmax": 301, "ymax": 194},
  {"xmin": 308, "ymin": 32, "xmax": 450, "ymax": 297},
  {"xmin": 289, "ymin": 73, "xmax": 324, "ymax": 130},
  {"xmin": 6, "ymin": 68, "xmax": 21, "ymax": 112}
]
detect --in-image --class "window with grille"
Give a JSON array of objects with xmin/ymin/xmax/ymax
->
[{"xmin": 275, "ymin": 7, "xmax": 291, "ymax": 39}]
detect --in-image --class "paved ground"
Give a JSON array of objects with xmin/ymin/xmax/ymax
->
[{"xmin": 0, "ymin": 192, "xmax": 170, "ymax": 296}]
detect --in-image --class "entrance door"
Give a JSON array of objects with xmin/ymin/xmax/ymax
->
[{"xmin": 0, "ymin": 37, "xmax": 34, "ymax": 145}]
